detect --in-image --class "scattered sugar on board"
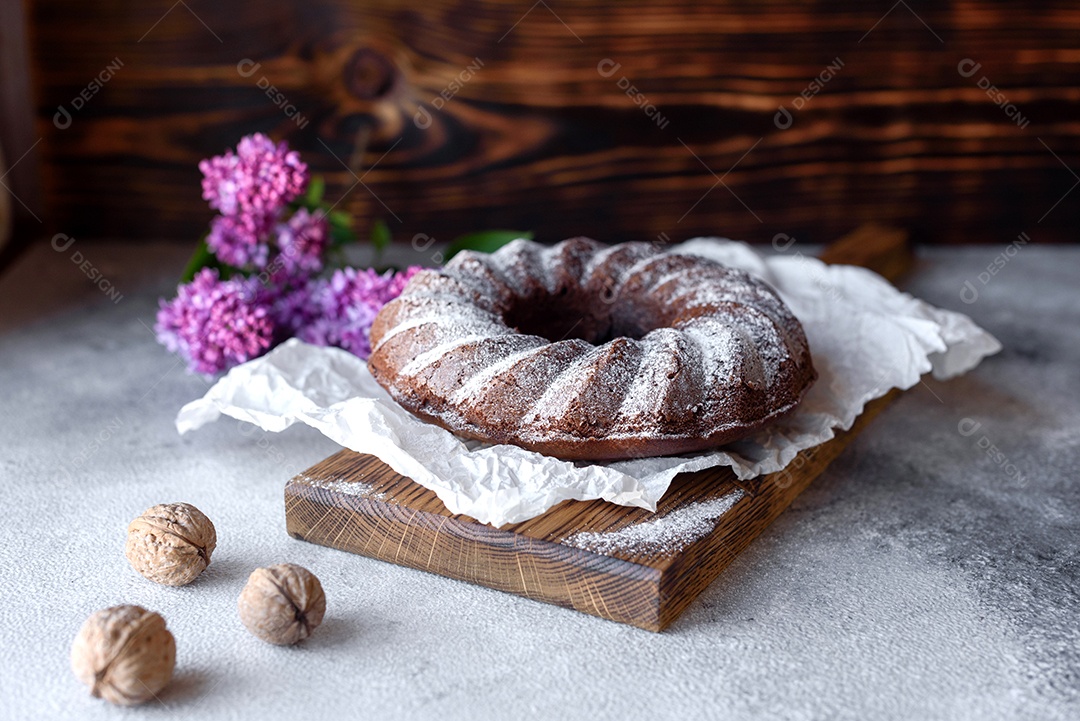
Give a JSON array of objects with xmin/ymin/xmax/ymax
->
[
  {"xmin": 296, "ymin": 474, "xmax": 385, "ymax": 500},
  {"xmin": 564, "ymin": 489, "xmax": 746, "ymax": 556}
]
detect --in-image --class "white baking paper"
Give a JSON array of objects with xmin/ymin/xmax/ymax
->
[{"xmin": 176, "ymin": 239, "xmax": 1002, "ymax": 526}]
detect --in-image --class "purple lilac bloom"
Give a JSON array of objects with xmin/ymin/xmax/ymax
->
[
  {"xmin": 271, "ymin": 278, "xmax": 319, "ymax": 337},
  {"xmin": 274, "ymin": 208, "xmax": 329, "ymax": 276},
  {"xmin": 198, "ymin": 133, "xmax": 308, "ymax": 246},
  {"xmin": 206, "ymin": 214, "xmax": 270, "ymax": 269},
  {"xmin": 299, "ymin": 297, "xmax": 379, "ymax": 358},
  {"xmin": 296, "ymin": 265, "xmax": 422, "ymax": 359},
  {"xmin": 155, "ymin": 268, "xmax": 275, "ymax": 376}
]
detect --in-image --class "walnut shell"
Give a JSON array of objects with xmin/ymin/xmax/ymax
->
[
  {"xmin": 238, "ymin": 563, "xmax": 326, "ymax": 645},
  {"xmin": 71, "ymin": 605, "xmax": 176, "ymax": 706},
  {"xmin": 125, "ymin": 502, "xmax": 216, "ymax": 586}
]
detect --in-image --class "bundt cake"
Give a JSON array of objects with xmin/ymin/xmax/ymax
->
[{"xmin": 368, "ymin": 237, "xmax": 816, "ymax": 461}]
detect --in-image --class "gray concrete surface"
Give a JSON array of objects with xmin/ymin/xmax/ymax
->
[{"xmin": 0, "ymin": 240, "xmax": 1077, "ymax": 721}]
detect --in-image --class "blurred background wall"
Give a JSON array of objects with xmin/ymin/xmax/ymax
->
[{"xmin": 2, "ymin": 0, "xmax": 1078, "ymax": 266}]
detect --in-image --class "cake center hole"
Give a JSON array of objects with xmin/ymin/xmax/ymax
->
[{"xmin": 502, "ymin": 288, "xmax": 651, "ymax": 344}]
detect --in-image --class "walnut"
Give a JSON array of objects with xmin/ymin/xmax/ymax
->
[
  {"xmin": 238, "ymin": 563, "xmax": 326, "ymax": 645},
  {"xmin": 125, "ymin": 502, "xmax": 216, "ymax": 586},
  {"xmin": 70, "ymin": 605, "xmax": 176, "ymax": 706}
]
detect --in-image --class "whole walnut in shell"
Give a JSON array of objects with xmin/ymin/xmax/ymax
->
[
  {"xmin": 238, "ymin": 563, "xmax": 326, "ymax": 645},
  {"xmin": 125, "ymin": 502, "xmax": 216, "ymax": 586},
  {"xmin": 71, "ymin": 605, "xmax": 176, "ymax": 706}
]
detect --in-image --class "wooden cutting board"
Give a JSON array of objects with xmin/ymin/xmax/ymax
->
[{"xmin": 285, "ymin": 226, "xmax": 913, "ymax": 631}]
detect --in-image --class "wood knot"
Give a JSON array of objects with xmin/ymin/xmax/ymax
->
[{"xmin": 346, "ymin": 48, "xmax": 398, "ymax": 100}]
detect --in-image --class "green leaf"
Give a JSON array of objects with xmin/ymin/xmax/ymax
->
[
  {"xmin": 445, "ymin": 230, "xmax": 533, "ymax": 260},
  {"xmin": 179, "ymin": 233, "xmax": 244, "ymax": 284},
  {"xmin": 370, "ymin": 219, "xmax": 392, "ymax": 256},
  {"xmin": 329, "ymin": 223, "xmax": 353, "ymax": 248},
  {"xmin": 324, "ymin": 210, "xmax": 356, "ymax": 248},
  {"xmin": 304, "ymin": 175, "xmax": 325, "ymax": 205},
  {"xmin": 179, "ymin": 236, "xmax": 216, "ymax": 284},
  {"xmin": 328, "ymin": 210, "xmax": 352, "ymax": 229}
]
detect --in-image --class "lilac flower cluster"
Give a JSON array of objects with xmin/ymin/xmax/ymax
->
[
  {"xmin": 156, "ymin": 134, "xmax": 421, "ymax": 376},
  {"xmin": 296, "ymin": 266, "xmax": 422, "ymax": 358},
  {"xmin": 274, "ymin": 208, "xmax": 329, "ymax": 276},
  {"xmin": 199, "ymin": 133, "xmax": 319, "ymax": 272},
  {"xmin": 155, "ymin": 269, "xmax": 274, "ymax": 376}
]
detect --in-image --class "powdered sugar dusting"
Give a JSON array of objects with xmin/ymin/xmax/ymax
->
[
  {"xmin": 489, "ymin": 239, "xmax": 557, "ymax": 294},
  {"xmin": 398, "ymin": 334, "xmax": 500, "ymax": 377},
  {"xmin": 450, "ymin": 340, "xmax": 547, "ymax": 403},
  {"xmin": 525, "ymin": 347, "xmax": 604, "ymax": 421},
  {"xmin": 371, "ymin": 237, "xmax": 814, "ymax": 455},
  {"xmin": 564, "ymin": 489, "xmax": 746, "ymax": 556},
  {"xmin": 295, "ymin": 474, "xmax": 386, "ymax": 500},
  {"xmin": 375, "ymin": 313, "xmax": 502, "ymax": 350},
  {"xmin": 526, "ymin": 340, "xmax": 642, "ymax": 424},
  {"xmin": 680, "ymin": 318, "xmax": 738, "ymax": 387},
  {"xmin": 614, "ymin": 331, "xmax": 678, "ymax": 421}
]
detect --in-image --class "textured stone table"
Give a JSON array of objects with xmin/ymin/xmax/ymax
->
[{"xmin": 0, "ymin": 241, "xmax": 1077, "ymax": 720}]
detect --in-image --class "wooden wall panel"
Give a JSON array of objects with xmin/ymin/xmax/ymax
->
[
  {"xmin": 1, "ymin": 0, "xmax": 43, "ymax": 258},
  {"xmin": 26, "ymin": 0, "xmax": 1080, "ymax": 246}
]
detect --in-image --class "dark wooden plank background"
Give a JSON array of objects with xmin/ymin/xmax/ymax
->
[{"xmin": 14, "ymin": 0, "xmax": 1080, "ymax": 250}]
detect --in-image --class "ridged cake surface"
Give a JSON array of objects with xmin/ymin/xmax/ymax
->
[{"xmin": 368, "ymin": 237, "xmax": 816, "ymax": 460}]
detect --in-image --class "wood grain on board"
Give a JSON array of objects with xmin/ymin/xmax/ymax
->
[
  {"xmin": 285, "ymin": 225, "xmax": 913, "ymax": 630},
  {"xmin": 25, "ymin": 1, "xmax": 1080, "ymax": 246}
]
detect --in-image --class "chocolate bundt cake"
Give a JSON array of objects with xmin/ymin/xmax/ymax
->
[{"xmin": 368, "ymin": 237, "xmax": 816, "ymax": 461}]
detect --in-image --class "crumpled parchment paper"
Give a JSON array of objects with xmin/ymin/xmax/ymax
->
[{"xmin": 176, "ymin": 239, "xmax": 1001, "ymax": 526}]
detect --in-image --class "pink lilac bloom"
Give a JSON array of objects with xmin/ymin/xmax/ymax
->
[
  {"xmin": 385, "ymin": 265, "xmax": 421, "ymax": 298},
  {"xmin": 296, "ymin": 266, "xmax": 422, "ymax": 359},
  {"xmin": 198, "ymin": 133, "xmax": 308, "ymax": 243},
  {"xmin": 155, "ymin": 268, "xmax": 275, "ymax": 376},
  {"xmin": 274, "ymin": 208, "xmax": 329, "ymax": 276},
  {"xmin": 206, "ymin": 214, "xmax": 270, "ymax": 269}
]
